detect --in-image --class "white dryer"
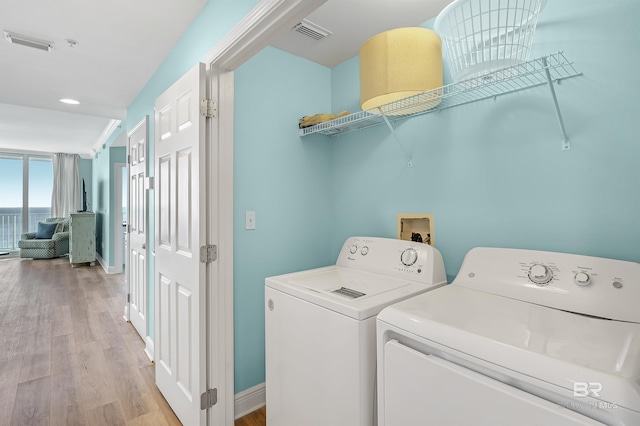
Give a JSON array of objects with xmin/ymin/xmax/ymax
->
[
  {"xmin": 265, "ymin": 236, "xmax": 447, "ymax": 426},
  {"xmin": 377, "ymin": 247, "xmax": 640, "ymax": 426}
]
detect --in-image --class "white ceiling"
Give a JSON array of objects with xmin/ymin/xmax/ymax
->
[
  {"xmin": 271, "ymin": 0, "xmax": 454, "ymax": 67},
  {"xmin": 0, "ymin": 103, "xmax": 114, "ymax": 155},
  {"xmin": 0, "ymin": 0, "xmax": 453, "ymax": 158},
  {"xmin": 0, "ymin": 0, "xmax": 207, "ymax": 158}
]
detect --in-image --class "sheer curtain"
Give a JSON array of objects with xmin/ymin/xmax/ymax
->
[{"xmin": 51, "ymin": 153, "xmax": 80, "ymax": 218}]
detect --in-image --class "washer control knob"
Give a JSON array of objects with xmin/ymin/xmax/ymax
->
[
  {"xmin": 575, "ymin": 272, "xmax": 591, "ymax": 286},
  {"xmin": 528, "ymin": 264, "xmax": 553, "ymax": 285},
  {"xmin": 360, "ymin": 246, "xmax": 369, "ymax": 256},
  {"xmin": 401, "ymin": 248, "xmax": 418, "ymax": 266},
  {"xmin": 349, "ymin": 245, "xmax": 358, "ymax": 254}
]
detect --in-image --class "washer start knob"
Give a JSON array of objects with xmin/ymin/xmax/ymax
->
[
  {"xmin": 574, "ymin": 272, "xmax": 591, "ymax": 286},
  {"xmin": 401, "ymin": 248, "xmax": 418, "ymax": 266},
  {"xmin": 528, "ymin": 264, "xmax": 553, "ymax": 285}
]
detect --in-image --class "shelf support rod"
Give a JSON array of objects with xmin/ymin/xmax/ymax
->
[
  {"xmin": 542, "ymin": 56, "xmax": 571, "ymax": 151},
  {"xmin": 379, "ymin": 109, "xmax": 412, "ymax": 167}
]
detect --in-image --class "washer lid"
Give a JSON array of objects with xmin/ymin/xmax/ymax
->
[
  {"xmin": 289, "ymin": 268, "xmax": 409, "ymax": 297},
  {"xmin": 266, "ymin": 266, "xmax": 444, "ymax": 320},
  {"xmin": 378, "ymin": 285, "xmax": 640, "ymax": 411}
]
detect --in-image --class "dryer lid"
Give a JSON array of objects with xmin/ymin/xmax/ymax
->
[{"xmin": 378, "ymin": 285, "xmax": 640, "ymax": 411}]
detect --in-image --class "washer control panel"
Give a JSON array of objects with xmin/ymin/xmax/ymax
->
[
  {"xmin": 336, "ymin": 237, "xmax": 447, "ymax": 286},
  {"xmin": 454, "ymin": 247, "xmax": 640, "ymax": 323},
  {"xmin": 521, "ymin": 261, "xmax": 600, "ymax": 289}
]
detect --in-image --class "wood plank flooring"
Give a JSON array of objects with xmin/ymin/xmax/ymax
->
[
  {"xmin": 0, "ymin": 256, "xmax": 266, "ymax": 426},
  {"xmin": 235, "ymin": 406, "xmax": 266, "ymax": 426},
  {"xmin": 0, "ymin": 256, "xmax": 180, "ymax": 426}
]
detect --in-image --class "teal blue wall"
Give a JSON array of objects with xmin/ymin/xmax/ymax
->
[
  {"xmin": 125, "ymin": 0, "xmax": 259, "ymax": 345},
  {"xmin": 108, "ymin": 146, "xmax": 126, "ymax": 264},
  {"xmin": 127, "ymin": 0, "xmax": 259, "ymax": 135},
  {"xmin": 329, "ymin": 0, "xmax": 640, "ymax": 281},
  {"xmin": 233, "ymin": 46, "xmax": 333, "ymax": 392},
  {"xmin": 92, "ymin": 128, "xmax": 125, "ymax": 265}
]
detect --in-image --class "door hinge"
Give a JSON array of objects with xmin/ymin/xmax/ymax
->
[
  {"xmin": 127, "ymin": 293, "xmax": 130, "ymax": 303},
  {"xmin": 127, "ymin": 154, "xmax": 131, "ymax": 165},
  {"xmin": 200, "ymin": 388, "xmax": 218, "ymax": 410},
  {"xmin": 200, "ymin": 244, "xmax": 217, "ymax": 263},
  {"xmin": 200, "ymin": 99, "xmax": 217, "ymax": 118}
]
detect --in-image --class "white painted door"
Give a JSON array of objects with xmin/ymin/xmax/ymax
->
[
  {"xmin": 154, "ymin": 63, "xmax": 207, "ymax": 426},
  {"xmin": 128, "ymin": 117, "xmax": 148, "ymax": 339}
]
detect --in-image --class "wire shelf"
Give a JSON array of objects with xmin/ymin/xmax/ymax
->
[{"xmin": 298, "ymin": 52, "xmax": 581, "ymax": 137}]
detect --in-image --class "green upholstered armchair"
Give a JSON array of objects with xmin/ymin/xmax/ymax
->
[{"xmin": 18, "ymin": 217, "xmax": 70, "ymax": 259}]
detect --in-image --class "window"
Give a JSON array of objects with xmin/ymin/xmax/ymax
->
[
  {"xmin": 0, "ymin": 155, "xmax": 24, "ymax": 250},
  {"xmin": 0, "ymin": 153, "xmax": 53, "ymax": 250}
]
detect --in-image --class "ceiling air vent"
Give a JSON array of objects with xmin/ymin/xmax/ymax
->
[
  {"xmin": 4, "ymin": 31, "xmax": 54, "ymax": 52},
  {"xmin": 292, "ymin": 19, "xmax": 332, "ymax": 41}
]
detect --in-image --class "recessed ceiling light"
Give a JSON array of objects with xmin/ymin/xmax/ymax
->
[{"xmin": 59, "ymin": 98, "xmax": 80, "ymax": 105}]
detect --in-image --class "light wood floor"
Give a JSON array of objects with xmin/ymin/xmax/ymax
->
[
  {"xmin": 235, "ymin": 406, "xmax": 266, "ymax": 426},
  {"xmin": 0, "ymin": 256, "xmax": 266, "ymax": 426},
  {"xmin": 0, "ymin": 256, "xmax": 181, "ymax": 426}
]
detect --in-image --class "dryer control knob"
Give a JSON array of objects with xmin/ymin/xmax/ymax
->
[
  {"xmin": 528, "ymin": 264, "xmax": 553, "ymax": 285},
  {"xmin": 575, "ymin": 272, "xmax": 591, "ymax": 286},
  {"xmin": 349, "ymin": 245, "xmax": 358, "ymax": 254},
  {"xmin": 401, "ymin": 248, "xmax": 418, "ymax": 266}
]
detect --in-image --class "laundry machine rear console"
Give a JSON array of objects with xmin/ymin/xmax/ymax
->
[{"xmin": 265, "ymin": 236, "xmax": 447, "ymax": 426}]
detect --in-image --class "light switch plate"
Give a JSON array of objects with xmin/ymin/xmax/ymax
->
[{"xmin": 245, "ymin": 211, "xmax": 256, "ymax": 230}]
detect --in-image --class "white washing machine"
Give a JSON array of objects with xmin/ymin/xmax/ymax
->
[
  {"xmin": 265, "ymin": 236, "xmax": 447, "ymax": 426},
  {"xmin": 377, "ymin": 247, "xmax": 640, "ymax": 426}
]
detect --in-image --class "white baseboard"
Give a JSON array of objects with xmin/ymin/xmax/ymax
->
[
  {"xmin": 96, "ymin": 252, "xmax": 118, "ymax": 274},
  {"xmin": 234, "ymin": 382, "xmax": 265, "ymax": 419},
  {"xmin": 144, "ymin": 336, "xmax": 154, "ymax": 362}
]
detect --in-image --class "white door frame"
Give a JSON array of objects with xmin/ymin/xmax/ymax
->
[
  {"xmin": 202, "ymin": 0, "xmax": 327, "ymax": 424},
  {"xmin": 113, "ymin": 162, "xmax": 127, "ymax": 274}
]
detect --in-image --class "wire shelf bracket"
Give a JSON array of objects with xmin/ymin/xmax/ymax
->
[
  {"xmin": 379, "ymin": 111, "xmax": 412, "ymax": 167},
  {"xmin": 298, "ymin": 52, "xmax": 582, "ymax": 151},
  {"xmin": 542, "ymin": 56, "xmax": 571, "ymax": 151}
]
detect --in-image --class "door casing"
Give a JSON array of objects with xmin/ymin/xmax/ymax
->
[{"xmin": 202, "ymin": 1, "xmax": 328, "ymax": 423}]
